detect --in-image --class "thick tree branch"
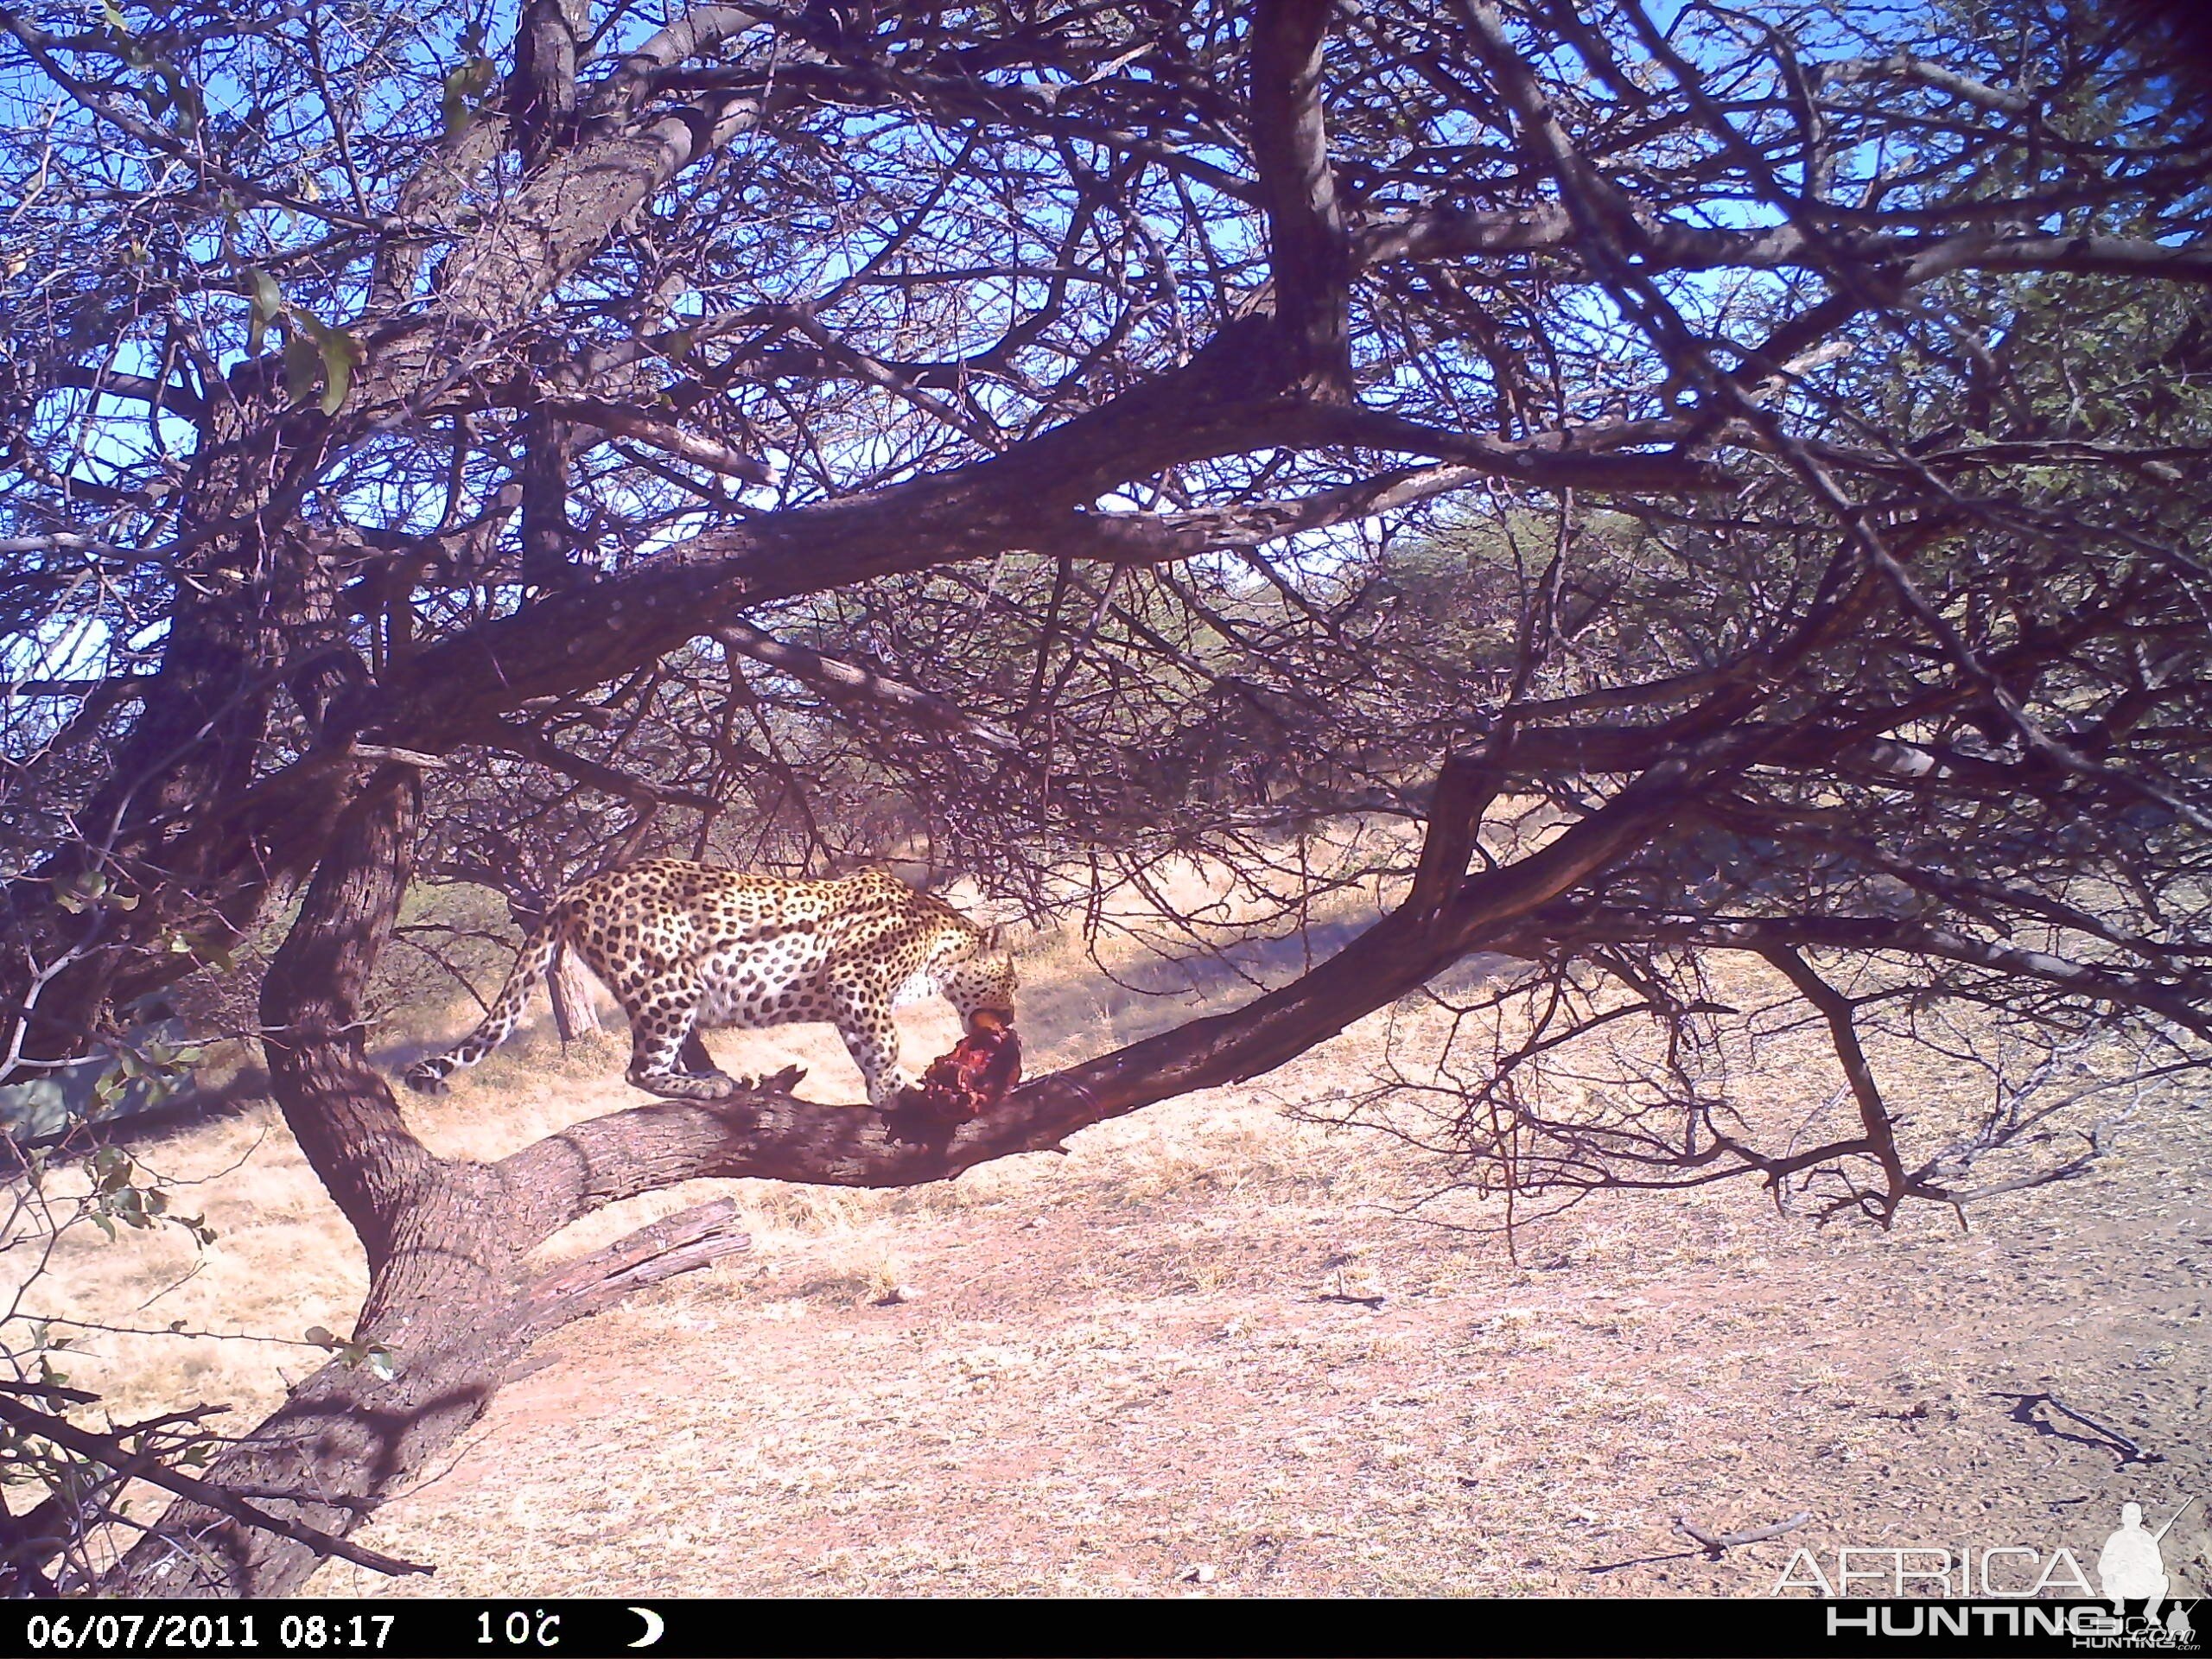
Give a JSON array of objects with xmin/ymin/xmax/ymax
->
[
  {"xmin": 487, "ymin": 721, "xmax": 720, "ymax": 810},
  {"xmin": 495, "ymin": 747, "xmax": 1711, "ymax": 1243},
  {"xmin": 350, "ymin": 400, "xmax": 1726, "ymax": 753},
  {"xmin": 548, "ymin": 397, "xmax": 779, "ymax": 486},
  {"xmin": 1760, "ymin": 944, "xmax": 1911, "ymax": 1213},
  {"xmin": 590, "ymin": 5, "xmax": 775, "ymax": 119},
  {"xmin": 516, "ymin": 1199, "xmax": 753, "ymax": 1344},
  {"xmin": 1811, "ymin": 52, "xmax": 2032, "ymax": 113},
  {"xmin": 1351, "ymin": 203, "xmax": 2212, "ymax": 288},
  {"xmin": 257, "ymin": 765, "xmax": 437, "ymax": 1266},
  {"xmin": 1249, "ymin": 0, "xmax": 1354, "ymax": 397}
]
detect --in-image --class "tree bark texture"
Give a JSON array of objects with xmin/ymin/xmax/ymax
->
[{"xmin": 547, "ymin": 944, "xmax": 603, "ymax": 1044}]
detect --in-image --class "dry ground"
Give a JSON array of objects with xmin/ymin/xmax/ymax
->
[{"xmin": 10, "ymin": 904, "xmax": 2209, "ymax": 1599}]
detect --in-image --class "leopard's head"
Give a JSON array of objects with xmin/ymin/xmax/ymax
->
[{"xmin": 940, "ymin": 923, "xmax": 1017, "ymax": 1036}]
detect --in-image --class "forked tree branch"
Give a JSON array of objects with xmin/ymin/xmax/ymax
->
[{"xmin": 493, "ymin": 745, "xmax": 1711, "ymax": 1245}]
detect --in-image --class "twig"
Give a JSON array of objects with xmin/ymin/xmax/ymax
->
[
  {"xmin": 1675, "ymin": 1511, "xmax": 1815, "ymax": 1558},
  {"xmin": 0, "ymin": 1395, "xmax": 431, "ymax": 1577},
  {"xmin": 347, "ymin": 742, "xmax": 449, "ymax": 769},
  {"xmin": 0, "ymin": 1378, "xmax": 100, "ymax": 1405}
]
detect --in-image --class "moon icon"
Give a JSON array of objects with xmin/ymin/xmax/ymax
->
[{"xmin": 627, "ymin": 1606, "xmax": 665, "ymax": 1649}]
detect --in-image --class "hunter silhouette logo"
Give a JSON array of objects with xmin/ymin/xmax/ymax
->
[
  {"xmin": 1774, "ymin": 1496, "xmax": 2203, "ymax": 1649},
  {"xmin": 2099, "ymin": 1498, "xmax": 2199, "ymax": 1636}
]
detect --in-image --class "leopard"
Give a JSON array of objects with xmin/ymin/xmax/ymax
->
[{"xmin": 401, "ymin": 861, "xmax": 1017, "ymax": 1106}]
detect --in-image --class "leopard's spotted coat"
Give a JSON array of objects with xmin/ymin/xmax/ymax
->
[{"xmin": 402, "ymin": 861, "xmax": 1016, "ymax": 1104}]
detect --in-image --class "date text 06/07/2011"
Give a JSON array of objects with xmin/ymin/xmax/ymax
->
[{"xmin": 21, "ymin": 1613, "xmax": 400, "ymax": 1652}]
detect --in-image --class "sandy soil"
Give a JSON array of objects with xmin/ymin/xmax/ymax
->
[
  {"xmin": 297, "ymin": 1030, "xmax": 2208, "ymax": 1599},
  {"xmin": 16, "ymin": 913, "xmax": 2207, "ymax": 1601}
]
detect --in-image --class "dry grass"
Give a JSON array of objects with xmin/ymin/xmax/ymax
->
[
  {"xmin": 316, "ymin": 1049, "xmax": 2208, "ymax": 1599},
  {"xmin": 7, "ymin": 852, "xmax": 2208, "ymax": 1599}
]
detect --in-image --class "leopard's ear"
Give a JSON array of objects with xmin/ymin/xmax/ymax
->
[{"xmin": 981, "ymin": 923, "xmax": 1007, "ymax": 952}]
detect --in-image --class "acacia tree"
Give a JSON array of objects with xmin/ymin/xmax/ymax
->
[{"xmin": 2, "ymin": 0, "xmax": 2209, "ymax": 1595}]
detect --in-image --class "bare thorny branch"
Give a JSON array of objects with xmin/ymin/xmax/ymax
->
[{"xmin": 0, "ymin": 0, "xmax": 2208, "ymax": 1593}]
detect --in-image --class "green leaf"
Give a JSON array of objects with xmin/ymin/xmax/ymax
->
[
  {"xmin": 248, "ymin": 269, "xmax": 283, "ymax": 356},
  {"xmin": 441, "ymin": 55, "xmax": 495, "ymax": 135},
  {"xmin": 317, "ymin": 328, "xmax": 361, "ymax": 415},
  {"xmin": 441, "ymin": 66, "xmax": 478, "ymax": 136},
  {"xmin": 283, "ymin": 331, "xmax": 320, "ymax": 405},
  {"xmin": 172, "ymin": 78, "xmax": 203, "ymax": 138},
  {"xmin": 365, "ymin": 1346, "xmax": 398, "ymax": 1382}
]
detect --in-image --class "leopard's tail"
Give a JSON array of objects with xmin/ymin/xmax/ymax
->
[{"xmin": 400, "ymin": 907, "xmax": 567, "ymax": 1095}]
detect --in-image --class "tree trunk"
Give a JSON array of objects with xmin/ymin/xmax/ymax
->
[
  {"xmin": 96, "ymin": 765, "xmax": 748, "ymax": 1594},
  {"xmin": 547, "ymin": 944, "xmax": 602, "ymax": 1044},
  {"xmin": 0, "ymin": 358, "xmax": 378, "ymax": 1090}
]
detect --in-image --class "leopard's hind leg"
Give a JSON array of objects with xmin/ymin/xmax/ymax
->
[{"xmin": 622, "ymin": 972, "xmax": 738, "ymax": 1099}]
